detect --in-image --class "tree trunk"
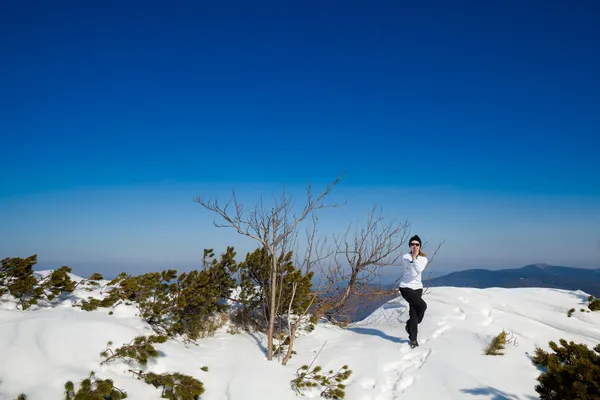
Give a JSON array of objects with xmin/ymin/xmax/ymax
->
[
  {"xmin": 281, "ymin": 323, "xmax": 297, "ymax": 366},
  {"xmin": 267, "ymin": 253, "xmax": 278, "ymax": 360}
]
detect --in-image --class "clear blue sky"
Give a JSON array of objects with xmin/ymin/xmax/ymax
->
[{"xmin": 1, "ymin": 1, "xmax": 599, "ymax": 278}]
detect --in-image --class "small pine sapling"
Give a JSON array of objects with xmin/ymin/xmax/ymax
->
[
  {"xmin": 568, "ymin": 308, "xmax": 575, "ymax": 317},
  {"xmin": 64, "ymin": 371, "xmax": 127, "ymax": 400},
  {"xmin": 291, "ymin": 364, "xmax": 353, "ymax": 399},
  {"xmin": 129, "ymin": 370, "xmax": 205, "ymax": 400},
  {"xmin": 14, "ymin": 394, "xmax": 27, "ymax": 400},
  {"xmin": 484, "ymin": 329, "xmax": 508, "ymax": 355}
]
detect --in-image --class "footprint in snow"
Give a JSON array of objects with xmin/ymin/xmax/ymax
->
[
  {"xmin": 454, "ymin": 307, "xmax": 467, "ymax": 320},
  {"xmin": 431, "ymin": 323, "xmax": 452, "ymax": 339},
  {"xmin": 481, "ymin": 309, "xmax": 494, "ymax": 326},
  {"xmin": 361, "ymin": 377, "xmax": 377, "ymax": 389},
  {"xmin": 374, "ymin": 348, "xmax": 432, "ymax": 400},
  {"xmin": 427, "ymin": 317, "xmax": 453, "ymax": 341}
]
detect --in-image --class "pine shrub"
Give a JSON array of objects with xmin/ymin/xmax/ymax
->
[
  {"xmin": 75, "ymin": 248, "xmax": 238, "ymax": 341},
  {"xmin": 14, "ymin": 394, "xmax": 27, "ymax": 400},
  {"xmin": 0, "ymin": 255, "xmax": 76, "ymax": 309},
  {"xmin": 568, "ymin": 308, "xmax": 575, "ymax": 317},
  {"xmin": 64, "ymin": 371, "xmax": 127, "ymax": 399},
  {"xmin": 529, "ymin": 339, "xmax": 600, "ymax": 399},
  {"xmin": 88, "ymin": 273, "xmax": 104, "ymax": 281},
  {"xmin": 485, "ymin": 330, "xmax": 508, "ymax": 355},
  {"xmin": 291, "ymin": 364, "xmax": 352, "ymax": 399},
  {"xmin": 74, "ymin": 295, "xmax": 119, "ymax": 311},
  {"xmin": 100, "ymin": 335, "xmax": 168, "ymax": 366},
  {"xmin": 235, "ymin": 247, "xmax": 314, "ymax": 332},
  {"xmin": 589, "ymin": 296, "xmax": 600, "ymax": 312},
  {"xmin": 129, "ymin": 371, "xmax": 204, "ymax": 400}
]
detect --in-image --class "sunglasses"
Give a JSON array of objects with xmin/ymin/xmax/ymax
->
[{"xmin": 409, "ymin": 242, "xmax": 420, "ymax": 247}]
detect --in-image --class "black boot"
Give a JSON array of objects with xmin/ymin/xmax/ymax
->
[{"xmin": 410, "ymin": 340, "xmax": 419, "ymax": 349}]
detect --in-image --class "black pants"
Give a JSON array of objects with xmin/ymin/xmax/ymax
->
[{"xmin": 399, "ymin": 287, "xmax": 427, "ymax": 342}]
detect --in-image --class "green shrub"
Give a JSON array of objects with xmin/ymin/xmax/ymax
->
[
  {"xmin": 88, "ymin": 273, "xmax": 104, "ymax": 281},
  {"xmin": 568, "ymin": 308, "xmax": 575, "ymax": 317},
  {"xmin": 129, "ymin": 370, "xmax": 204, "ymax": 400},
  {"xmin": 235, "ymin": 247, "xmax": 314, "ymax": 332},
  {"xmin": 291, "ymin": 364, "xmax": 352, "ymax": 399},
  {"xmin": 589, "ymin": 298, "xmax": 600, "ymax": 312},
  {"xmin": 100, "ymin": 335, "xmax": 168, "ymax": 366},
  {"xmin": 529, "ymin": 339, "xmax": 600, "ymax": 399},
  {"xmin": 75, "ymin": 248, "xmax": 238, "ymax": 341},
  {"xmin": 0, "ymin": 255, "xmax": 76, "ymax": 309},
  {"xmin": 77, "ymin": 295, "xmax": 120, "ymax": 311},
  {"xmin": 64, "ymin": 371, "xmax": 127, "ymax": 400},
  {"xmin": 14, "ymin": 394, "xmax": 27, "ymax": 400}
]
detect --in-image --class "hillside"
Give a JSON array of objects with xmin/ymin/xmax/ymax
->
[
  {"xmin": 1, "ymin": 272, "xmax": 599, "ymax": 399},
  {"xmin": 426, "ymin": 264, "xmax": 600, "ymax": 297}
]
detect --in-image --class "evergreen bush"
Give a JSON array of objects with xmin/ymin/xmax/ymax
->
[
  {"xmin": 0, "ymin": 255, "xmax": 76, "ymax": 309},
  {"xmin": 529, "ymin": 338, "xmax": 600, "ymax": 399},
  {"xmin": 75, "ymin": 248, "xmax": 238, "ymax": 341},
  {"xmin": 234, "ymin": 247, "xmax": 314, "ymax": 332},
  {"xmin": 64, "ymin": 371, "xmax": 127, "ymax": 400},
  {"xmin": 129, "ymin": 370, "xmax": 205, "ymax": 400},
  {"xmin": 100, "ymin": 335, "xmax": 168, "ymax": 366}
]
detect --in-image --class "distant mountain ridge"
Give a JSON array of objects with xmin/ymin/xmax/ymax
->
[{"xmin": 426, "ymin": 264, "xmax": 600, "ymax": 297}]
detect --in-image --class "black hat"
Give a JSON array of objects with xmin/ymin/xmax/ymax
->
[{"xmin": 409, "ymin": 235, "xmax": 422, "ymax": 246}]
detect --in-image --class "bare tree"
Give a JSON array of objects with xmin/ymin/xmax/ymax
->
[
  {"xmin": 194, "ymin": 176, "xmax": 343, "ymax": 360},
  {"xmin": 316, "ymin": 205, "xmax": 411, "ymax": 322},
  {"xmin": 279, "ymin": 214, "xmax": 333, "ymax": 365}
]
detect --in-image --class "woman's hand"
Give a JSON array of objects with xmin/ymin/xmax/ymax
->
[{"xmin": 410, "ymin": 245, "xmax": 419, "ymax": 259}]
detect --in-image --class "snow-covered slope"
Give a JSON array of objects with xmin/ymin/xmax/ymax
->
[{"xmin": 0, "ymin": 275, "xmax": 598, "ymax": 400}]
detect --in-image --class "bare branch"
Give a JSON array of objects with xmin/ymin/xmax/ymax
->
[{"xmin": 323, "ymin": 205, "xmax": 411, "ymax": 316}]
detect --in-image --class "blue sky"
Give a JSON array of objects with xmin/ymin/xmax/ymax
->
[{"xmin": 1, "ymin": 1, "xmax": 599, "ymax": 278}]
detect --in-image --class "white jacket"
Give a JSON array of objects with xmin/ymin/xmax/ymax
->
[{"xmin": 399, "ymin": 253, "xmax": 428, "ymax": 290}]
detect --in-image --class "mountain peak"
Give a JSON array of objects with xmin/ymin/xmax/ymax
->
[
  {"xmin": 525, "ymin": 263, "xmax": 550, "ymax": 269},
  {"xmin": 427, "ymin": 264, "xmax": 600, "ymax": 297}
]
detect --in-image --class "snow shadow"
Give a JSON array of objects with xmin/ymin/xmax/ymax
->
[
  {"xmin": 346, "ymin": 327, "xmax": 409, "ymax": 344},
  {"xmin": 543, "ymin": 288, "xmax": 591, "ymax": 305},
  {"xmin": 246, "ymin": 331, "xmax": 268, "ymax": 355},
  {"xmin": 460, "ymin": 386, "xmax": 538, "ymax": 400}
]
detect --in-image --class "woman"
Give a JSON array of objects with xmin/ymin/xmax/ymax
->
[{"xmin": 399, "ymin": 234, "xmax": 428, "ymax": 348}]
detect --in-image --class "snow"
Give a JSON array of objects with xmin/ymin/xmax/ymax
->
[{"xmin": 1, "ymin": 274, "xmax": 599, "ymax": 400}]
